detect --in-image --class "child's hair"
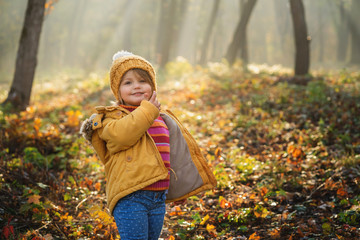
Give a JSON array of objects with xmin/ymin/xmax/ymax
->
[
  {"xmin": 110, "ymin": 51, "xmax": 157, "ymax": 102},
  {"xmin": 115, "ymin": 68, "xmax": 154, "ymax": 105}
]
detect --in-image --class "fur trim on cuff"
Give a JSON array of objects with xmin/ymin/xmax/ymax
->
[{"xmin": 79, "ymin": 114, "xmax": 97, "ymax": 142}]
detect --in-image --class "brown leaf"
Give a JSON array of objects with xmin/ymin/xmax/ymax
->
[
  {"xmin": 28, "ymin": 195, "xmax": 41, "ymax": 204},
  {"xmin": 269, "ymin": 228, "xmax": 280, "ymax": 239},
  {"xmin": 336, "ymin": 187, "xmax": 348, "ymax": 199}
]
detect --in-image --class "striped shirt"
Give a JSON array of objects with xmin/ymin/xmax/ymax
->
[{"xmin": 120, "ymin": 105, "xmax": 170, "ymax": 191}]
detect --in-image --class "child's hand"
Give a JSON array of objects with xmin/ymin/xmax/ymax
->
[{"xmin": 148, "ymin": 91, "xmax": 161, "ymax": 110}]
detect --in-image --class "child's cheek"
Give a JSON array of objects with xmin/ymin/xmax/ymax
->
[{"xmin": 144, "ymin": 93, "xmax": 150, "ymax": 100}]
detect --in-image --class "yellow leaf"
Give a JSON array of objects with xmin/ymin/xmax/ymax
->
[
  {"xmin": 28, "ymin": 194, "xmax": 41, "ymax": 204},
  {"xmin": 335, "ymin": 234, "xmax": 344, "ymax": 240},
  {"xmin": 218, "ymin": 119, "xmax": 227, "ymax": 128},
  {"xmin": 261, "ymin": 208, "xmax": 269, "ymax": 218},
  {"xmin": 206, "ymin": 224, "xmax": 216, "ymax": 233},
  {"xmin": 254, "ymin": 205, "xmax": 269, "ymax": 218},
  {"xmin": 65, "ymin": 110, "xmax": 82, "ymax": 127},
  {"xmin": 89, "ymin": 205, "xmax": 112, "ymax": 225},
  {"xmin": 200, "ymin": 214, "xmax": 210, "ymax": 225},
  {"xmin": 60, "ymin": 213, "xmax": 73, "ymax": 222}
]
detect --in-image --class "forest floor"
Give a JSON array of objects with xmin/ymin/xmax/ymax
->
[{"xmin": 0, "ymin": 61, "xmax": 360, "ymax": 240}]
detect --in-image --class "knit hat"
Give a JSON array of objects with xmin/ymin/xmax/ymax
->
[{"xmin": 110, "ymin": 50, "xmax": 157, "ymax": 102}]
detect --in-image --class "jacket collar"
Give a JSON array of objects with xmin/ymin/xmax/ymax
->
[{"xmin": 95, "ymin": 105, "xmax": 129, "ymax": 114}]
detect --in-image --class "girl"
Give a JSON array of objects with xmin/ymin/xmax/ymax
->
[{"xmin": 80, "ymin": 51, "xmax": 216, "ymax": 240}]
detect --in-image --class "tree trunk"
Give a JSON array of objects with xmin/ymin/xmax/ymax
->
[
  {"xmin": 156, "ymin": 0, "xmax": 177, "ymax": 68},
  {"xmin": 172, "ymin": 0, "xmax": 188, "ymax": 60},
  {"xmin": 273, "ymin": 0, "xmax": 290, "ymax": 65},
  {"xmin": 349, "ymin": 0, "xmax": 360, "ymax": 64},
  {"xmin": 239, "ymin": 0, "xmax": 248, "ymax": 67},
  {"xmin": 199, "ymin": 0, "xmax": 220, "ymax": 65},
  {"xmin": 156, "ymin": 1, "xmax": 167, "ymax": 64},
  {"xmin": 289, "ymin": 0, "xmax": 310, "ymax": 76},
  {"xmin": 122, "ymin": 0, "xmax": 134, "ymax": 51},
  {"xmin": 66, "ymin": 0, "xmax": 87, "ymax": 67},
  {"xmin": 2, "ymin": 0, "xmax": 46, "ymax": 111},
  {"xmin": 335, "ymin": 1, "xmax": 348, "ymax": 62},
  {"xmin": 225, "ymin": 0, "xmax": 257, "ymax": 65},
  {"xmin": 317, "ymin": 5, "xmax": 324, "ymax": 63}
]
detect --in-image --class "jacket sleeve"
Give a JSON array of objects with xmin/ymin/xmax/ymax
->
[{"xmin": 99, "ymin": 100, "xmax": 159, "ymax": 154}]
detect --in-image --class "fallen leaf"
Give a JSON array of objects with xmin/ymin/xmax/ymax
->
[
  {"xmin": 200, "ymin": 214, "xmax": 210, "ymax": 225},
  {"xmin": 337, "ymin": 187, "xmax": 348, "ymax": 199},
  {"xmin": 254, "ymin": 204, "xmax": 269, "ymax": 218},
  {"xmin": 44, "ymin": 233, "xmax": 54, "ymax": 240},
  {"xmin": 249, "ymin": 232, "xmax": 260, "ymax": 240},
  {"xmin": 269, "ymin": 228, "xmax": 280, "ymax": 239},
  {"xmin": 95, "ymin": 182, "xmax": 101, "ymax": 191},
  {"xmin": 169, "ymin": 206, "xmax": 185, "ymax": 216},
  {"xmin": 206, "ymin": 224, "xmax": 217, "ymax": 236},
  {"xmin": 28, "ymin": 195, "xmax": 41, "ymax": 204}
]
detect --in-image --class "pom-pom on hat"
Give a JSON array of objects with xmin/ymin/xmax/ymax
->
[{"xmin": 110, "ymin": 50, "xmax": 156, "ymax": 101}]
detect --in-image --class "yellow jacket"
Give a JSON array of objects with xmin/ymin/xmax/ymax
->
[{"xmin": 80, "ymin": 100, "xmax": 216, "ymax": 214}]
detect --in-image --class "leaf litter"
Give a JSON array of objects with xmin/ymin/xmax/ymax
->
[{"xmin": 0, "ymin": 63, "xmax": 359, "ymax": 239}]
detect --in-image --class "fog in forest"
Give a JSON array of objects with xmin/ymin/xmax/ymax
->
[{"xmin": 0, "ymin": 0, "xmax": 359, "ymax": 84}]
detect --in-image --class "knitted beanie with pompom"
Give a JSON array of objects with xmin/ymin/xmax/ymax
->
[{"xmin": 110, "ymin": 51, "xmax": 156, "ymax": 102}]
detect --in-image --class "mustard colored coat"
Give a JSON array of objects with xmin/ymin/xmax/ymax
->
[{"xmin": 80, "ymin": 100, "xmax": 216, "ymax": 214}]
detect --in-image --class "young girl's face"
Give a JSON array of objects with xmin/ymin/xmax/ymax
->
[{"xmin": 119, "ymin": 70, "xmax": 153, "ymax": 106}]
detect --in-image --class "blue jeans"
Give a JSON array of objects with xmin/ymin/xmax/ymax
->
[{"xmin": 113, "ymin": 190, "xmax": 167, "ymax": 240}]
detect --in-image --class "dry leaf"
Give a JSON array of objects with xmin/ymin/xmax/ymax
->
[
  {"xmin": 28, "ymin": 195, "xmax": 41, "ymax": 204},
  {"xmin": 249, "ymin": 232, "xmax": 261, "ymax": 240}
]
